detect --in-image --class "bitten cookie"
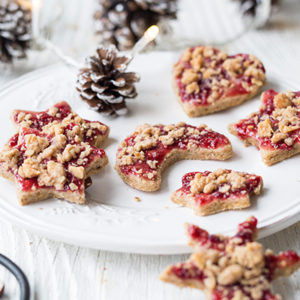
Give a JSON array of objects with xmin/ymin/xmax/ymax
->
[
  {"xmin": 171, "ymin": 169, "xmax": 263, "ymax": 216},
  {"xmin": 160, "ymin": 217, "xmax": 300, "ymax": 300},
  {"xmin": 0, "ymin": 102, "xmax": 109, "ymax": 205},
  {"xmin": 115, "ymin": 123, "xmax": 232, "ymax": 192},
  {"xmin": 228, "ymin": 89, "xmax": 300, "ymax": 165},
  {"xmin": 173, "ymin": 46, "xmax": 266, "ymax": 117}
]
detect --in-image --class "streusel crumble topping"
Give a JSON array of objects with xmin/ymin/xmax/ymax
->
[
  {"xmin": 174, "ymin": 46, "xmax": 266, "ymax": 105},
  {"xmin": 0, "ymin": 102, "xmax": 108, "ymax": 194},
  {"xmin": 189, "ymin": 169, "xmax": 261, "ymax": 196},
  {"xmin": 13, "ymin": 101, "xmax": 109, "ymax": 147},
  {"xmin": 116, "ymin": 123, "xmax": 230, "ymax": 180},
  {"xmin": 232, "ymin": 90, "xmax": 300, "ymax": 150},
  {"xmin": 160, "ymin": 217, "xmax": 300, "ymax": 300}
]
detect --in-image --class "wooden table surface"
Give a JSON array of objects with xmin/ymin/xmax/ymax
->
[{"xmin": 0, "ymin": 0, "xmax": 300, "ymax": 299}]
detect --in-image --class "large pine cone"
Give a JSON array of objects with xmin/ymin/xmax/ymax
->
[
  {"xmin": 76, "ymin": 45, "xmax": 140, "ymax": 117},
  {"xmin": 94, "ymin": 0, "xmax": 177, "ymax": 51},
  {"xmin": 0, "ymin": 0, "xmax": 32, "ymax": 63}
]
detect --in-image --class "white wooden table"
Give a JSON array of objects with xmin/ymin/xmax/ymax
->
[{"xmin": 0, "ymin": 0, "xmax": 300, "ymax": 299}]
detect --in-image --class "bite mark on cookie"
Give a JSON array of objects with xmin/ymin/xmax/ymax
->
[
  {"xmin": 171, "ymin": 169, "xmax": 263, "ymax": 216},
  {"xmin": 228, "ymin": 89, "xmax": 300, "ymax": 165},
  {"xmin": 115, "ymin": 123, "xmax": 232, "ymax": 192}
]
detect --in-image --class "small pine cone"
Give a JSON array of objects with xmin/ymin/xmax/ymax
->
[
  {"xmin": 94, "ymin": 0, "xmax": 177, "ymax": 51},
  {"xmin": 76, "ymin": 45, "xmax": 140, "ymax": 117},
  {"xmin": 0, "ymin": 0, "xmax": 32, "ymax": 63},
  {"xmin": 234, "ymin": 0, "xmax": 279, "ymax": 17},
  {"xmin": 235, "ymin": 0, "xmax": 259, "ymax": 16}
]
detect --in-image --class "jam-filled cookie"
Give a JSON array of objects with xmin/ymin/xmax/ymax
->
[
  {"xmin": 115, "ymin": 123, "xmax": 232, "ymax": 192},
  {"xmin": 0, "ymin": 102, "xmax": 109, "ymax": 205},
  {"xmin": 171, "ymin": 169, "xmax": 263, "ymax": 216},
  {"xmin": 173, "ymin": 46, "xmax": 266, "ymax": 117},
  {"xmin": 229, "ymin": 90, "xmax": 300, "ymax": 165},
  {"xmin": 161, "ymin": 217, "xmax": 300, "ymax": 300}
]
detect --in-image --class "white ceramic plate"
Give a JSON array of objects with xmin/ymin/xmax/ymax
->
[{"xmin": 0, "ymin": 52, "xmax": 299, "ymax": 254}]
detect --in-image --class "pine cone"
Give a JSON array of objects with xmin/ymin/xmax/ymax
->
[
  {"xmin": 94, "ymin": 0, "xmax": 177, "ymax": 51},
  {"xmin": 76, "ymin": 45, "xmax": 140, "ymax": 117},
  {"xmin": 0, "ymin": 0, "xmax": 32, "ymax": 63}
]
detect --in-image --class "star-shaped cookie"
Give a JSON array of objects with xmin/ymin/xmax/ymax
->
[
  {"xmin": 228, "ymin": 90, "xmax": 300, "ymax": 165},
  {"xmin": 0, "ymin": 102, "xmax": 109, "ymax": 205},
  {"xmin": 173, "ymin": 46, "xmax": 266, "ymax": 117},
  {"xmin": 160, "ymin": 217, "xmax": 300, "ymax": 300},
  {"xmin": 11, "ymin": 101, "xmax": 109, "ymax": 147},
  {"xmin": 171, "ymin": 169, "xmax": 263, "ymax": 216},
  {"xmin": 115, "ymin": 123, "xmax": 232, "ymax": 192}
]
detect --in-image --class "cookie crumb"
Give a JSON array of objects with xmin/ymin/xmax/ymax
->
[{"xmin": 134, "ymin": 196, "xmax": 141, "ymax": 202}]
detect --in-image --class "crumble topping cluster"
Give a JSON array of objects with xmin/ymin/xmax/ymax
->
[
  {"xmin": 117, "ymin": 123, "xmax": 215, "ymax": 179},
  {"xmin": 0, "ymin": 104, "xmax": 107, "ymax": 191},
  {"xmin": 190, "ymin": 239, "xmax": 272, "ymax": 299},
  {"xmin": 161, "ymin": 218, "xmax": 300, "ymax": 300},
  {"xmin": 190, "ymin": 169, "xmax": 261, "ymax": 195},
  {"xmin": 174, "ymin": 46, "xmax": 265, "ymax": 103},
  {"xmin": 15, "ymin": 105, "xmax": 107, "ymax": 146},
  {"xmin": 256, "ymin": 91, "xmax": 300, "ymax": 146}
]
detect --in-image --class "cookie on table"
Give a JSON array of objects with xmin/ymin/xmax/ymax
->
[
  {"xmin": 171, "ymin": 169, "xmax": 263, "ymax": 216},
  {"xmin": 173, "ymin": 46, "xmax": 266, "ymax": 117},
  {"xmin": 228, "ymin": 89, "xmax": 300, "ymax": 165},
  {"xmin": 0, "ymin": 102, "xmax": 109, "ymax": 205},
  {"xmin": 160, "ymin": 217, "xmax": 300, "ymax": 300},
  {"xmin": 115, "ymin": 123, "xmax": 232, "ymax": 192}
]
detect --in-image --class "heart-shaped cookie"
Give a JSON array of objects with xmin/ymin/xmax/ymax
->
[{"xmin": 173, "ymin": 46, "xmax": 266, "ymax": 117}]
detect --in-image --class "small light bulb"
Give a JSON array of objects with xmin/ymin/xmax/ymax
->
[{"xmin": 144, "ymin": 25, "xmax": 160, "ymax": 42}]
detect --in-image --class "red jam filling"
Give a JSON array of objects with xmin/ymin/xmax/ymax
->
[
  {"xmin": 16, "ymin": 174, "xmax": 39, "ymax": 192},
  {"xmin": 14, "ymin": 102, "xmax": 71, "ymax": 130},
  {"xmin": 119, "ymin": 125, "xmax": 230, "ymax": 180},
  {"xmin": 211, "ymin": 288, "xmax": 280, "ymax": 300},
  {"xmin": 178, "ymin": 218, "xmax": 298, "ymax": 300},
  {"xmin": 179, "ymin": 171, "xmax": 261, "ymax": 207},
  {"xmin": 234, "ymin": 216, "xmax": 257, "ymax": 245},
  {"xmin": 15, "ymin": 164, "xmax": 86, "ymax": 194},
  {"xmin": 13, "ymin": 102, "xmax": 107, "ymax": 143},
  {"xmin": 8, "ymin": 134, "xmax": 19, "ymax": 147},
  {"xmin": 9, "ymin": 127, "xmax": 104, "ymax": 193},
  {"xmin": 171, "ymin": 263, "xmax": 206, "ymax": 281},
  {"xmin": 187, "ymin": 224, "xmax": 226, "ymax": 251},
  {"xmin": 16, "ymin": 172, "xmax": 86, "ymax": 193},
  {"xmin": 234, "ymin": 89, "xmax": 300, "ymax": 150},
  {"xmin": 176, "ymin": 51, "xmax": 264, "ymax": 106},
  {"xmin": 187, "ymin": 217, "xmax": 257, "ymax": 252}
]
